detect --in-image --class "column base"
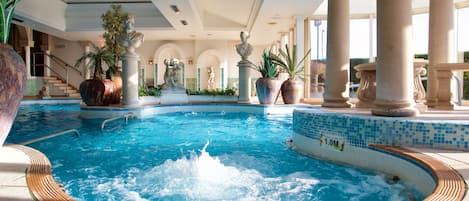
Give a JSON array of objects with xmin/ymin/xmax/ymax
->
[
  {"xmin": 433, "ymin": 102, "xmax": 454, "ymax": 110},
  {"xmin": 372, "ymin": 99, "xmax": 417, "ymax": 117},
  {"xmin": 322, "ymin": 98, "xmax": 352, "ymax": 108},
  {"xmin": 238, "ymin": 98, "xmax": 251, "ymax": 104}
]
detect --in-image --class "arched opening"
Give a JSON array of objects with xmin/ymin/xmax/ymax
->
[{"xmin": 196, "ymin": 49, "xmax": 227, "ymax": 90}]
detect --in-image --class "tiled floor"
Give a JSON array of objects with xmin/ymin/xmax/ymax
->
[{"xmin": 0, "ymin": 146, "xmax": 32, "ymax": 201}]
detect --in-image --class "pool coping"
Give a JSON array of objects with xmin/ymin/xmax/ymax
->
[
  {"xmin": 369, "ymin": 144, "xmax": 466, "ymax": 201},
  {"xmin": 10, "ymin": 145, "xmax": 75, "ymax": 201}
]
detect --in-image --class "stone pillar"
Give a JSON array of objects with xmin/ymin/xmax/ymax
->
[
  {"xmin": 122, "ymin": 53, "xmax": 140, "ymax": 105},
  {"xmin": 44, "ymin": 50, "xmax": 51, "ymax": 76},
  {"xmin": 427, "ymin": 0, "xmax": 455, "ymax": 107},
  {"xmin": 372, "ymin": 0, "xmax": 417, "ymax": 117},
  {"xmin": 238, "ymin": 61, "xmax": 251, "ymax": 103},
  {"xmin": 24, "ymin": 46, "xmax": 31, "ymax": 78},
  {"xmin": 84, "ymin": 44, "xmax": 91, "ymax": 79},
  {"xmin": 322, "ymin": 0, "xmax": 351, "ymax": 108},
  {"xmin": 303, "ymin": 17, "xmax": 311, "ymax": 98}
]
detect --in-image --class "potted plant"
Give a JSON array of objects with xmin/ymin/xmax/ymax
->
[
  {"xmin": 0, "ymin": 0, "xmax": 26, "ymax": 146},
  {"xmin": 250, "ymin": 50, "xmax": 281, "ymax": 104},
  {"xmin": 101, "ymin": 5, "xmax": 128, "ymax": 104},
  {"xmin": 270, "ymin": 45, "xmax": 310, "ymax": 104},
  {"xmin": 75, "ymin": 43, "xmax": 116, "ymax": 106}
]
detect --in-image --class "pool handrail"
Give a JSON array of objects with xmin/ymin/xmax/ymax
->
[
  {"xmin": 101, "ymin": 112, "xmax": 137, "ymax": 130},
  {"xmin": 19, "ymin": 129, "xmax": 80, "ymax": 145}
]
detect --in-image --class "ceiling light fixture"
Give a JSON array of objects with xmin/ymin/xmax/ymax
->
[
  {"xmin": 180, "ymin": 20, "xmax": 188, "ymax": 26},
  {"xmin": 170, "ymin": 5, "xmax": 180, "ymax": 14}
]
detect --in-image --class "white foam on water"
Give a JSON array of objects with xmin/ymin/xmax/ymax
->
[{"xmin": 89, "ymin": 142, "xmax": 417, "ymax": 201}]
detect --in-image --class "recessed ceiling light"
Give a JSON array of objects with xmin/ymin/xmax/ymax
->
[
  {"xmin": 170, "ymin": 5, "xmax": 180, "ymax": 14},
  {"xmin": 207, "ymin": 33, "xmax": 212, "ymax": 36},
  {"xmin": 268, "ymin": 22, "xmax": 277, "ymax": 25},
  {"xmin": 190, "ymin": 34, "xmax": 196, "ymax": 37},
  {"xmin": 180, "ymin": 20, "xmax": 188, "ymax": 26}
]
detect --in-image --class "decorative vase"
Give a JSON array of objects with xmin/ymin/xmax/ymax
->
[
  {"xmin": 281, "ymin": 79, "xmax": 303, "ymax": 104},
  {"xmin": 255, "ymin": 78, "xmax": 282, "ymax": 105},
  {"xmin": 79, "ymin": 79, "xmax": 105, "ymax": 106},
  {"xmin": 0, "ymin": 44, "xmax": 27, "ymax": 147}
]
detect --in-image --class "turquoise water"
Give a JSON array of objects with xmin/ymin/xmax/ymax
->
[{"xmin": 8, "ymin": 104, "xmax": 424, "ymax": 201}]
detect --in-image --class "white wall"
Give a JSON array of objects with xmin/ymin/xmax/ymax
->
[{"xmin": 49, "ymin": 36, "xmax": 85, "ymax": 89}]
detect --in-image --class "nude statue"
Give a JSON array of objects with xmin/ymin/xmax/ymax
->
[
  {"xmin": 162, "ymin": 58, "xmax": 183, "ymax": 90},
  {"xmin": 207, "ymin": 66, "xmax": 215, "ymax": 89}
]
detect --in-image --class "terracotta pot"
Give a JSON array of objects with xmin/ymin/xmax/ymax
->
[
  {"xmin": 255, "ymin": 78, "xmax": 282, "ymax": 105},
  {"xmin": 281, "ymin": 79, "xmax": 303, "ymax": 104},
  {"xmin": 0, "ymin": 44, "xmax": 27, "ymax": 146},
  {"xmin": 79, "ymin": 79, "xmax": 105, "ymax": 106},
  {"xmin": 102, "ymin": 79, "xmax": 117, "ymax": 105}
]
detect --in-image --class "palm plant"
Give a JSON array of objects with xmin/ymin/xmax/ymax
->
[
  {"xmin": 270, "ymin": 44, "xmax": 311, "ymax": 80},
  {"xmin": 75, "ymin": 43, "xmax": 115, "ymax": 80},
  {"xmin": 0, "ymin": 0, "xmax": 21, "ymax": 44},
  {"xmin": 250, "ymin": 50, "xmax": 279, "ymax": 78}
]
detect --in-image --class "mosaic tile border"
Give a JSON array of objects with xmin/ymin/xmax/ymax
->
[{"xmin": 294, "ymin": 109, "xmax": 469, "ymax": 150}]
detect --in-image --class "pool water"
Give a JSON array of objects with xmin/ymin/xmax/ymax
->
[{"xmin": 8, "ymin": 105, "xmax": 424, "ymax": 201}]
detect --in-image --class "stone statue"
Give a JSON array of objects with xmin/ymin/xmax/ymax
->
[
  {"xmin": 207, "ymin": 66, "xmax": 215, "ymax": 89},
  {"xmin": 162, "ymin": 58, "xmax": 183, "ymax": 90},
  {"xmin": 119, "ymin": 15, "xmax": 144, "ymax": 55},
  {"xmin": 236, "ymin": 31, "xmax": 253, "ymax": 61}
]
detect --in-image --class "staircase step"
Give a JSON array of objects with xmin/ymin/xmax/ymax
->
[
  {"xmin": 68, "ymin": 93, "xmax": 81, "ymax": 98},
  {"xmin": 43, "ymin": 76, "xmax": 58, "ymax": 80},
  {"xmin": 46, "ymin": 80, "xmax": 62, "ymax": 84}
]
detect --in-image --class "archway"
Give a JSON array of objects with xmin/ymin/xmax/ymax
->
[
  {"xmin": 153, "ymin": 43, "xmax": 186, "ymax": 86},
  {"xmin": 196, "ymin": 49, "xmax": 227, "ymax": 90}
]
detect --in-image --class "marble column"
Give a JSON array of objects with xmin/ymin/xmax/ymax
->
[
  {"xmin": 84, "ymin": 44, "xmax": 91, "ymax": 79},
  {"xmin": 238, "ymin": 61, "xmax": 251, "ymax": 103},
  {"xmin": 44, "ymin": 50, "xmax": 50, "ymax": 76},
  {"xmin": 122, "ymin": 53, "xmax": 140, "ymax": 105},
  {"xmin": 322, "ymin": 0, "xmax": 351, "ymax": 108},
  {"xmin": 24, "ymin": 46, "xmax": 31, "ymax": 78},
  {"xmin": 427, "ymin": 0, "xmax": 455, "ymax": 107},
  {"xmin": 372, "ymin": 0, "xmax": 417, "ymax": 117},
  {"xmin": 303, "ymin": 17, "xmax": 311, "ymax": 98}
]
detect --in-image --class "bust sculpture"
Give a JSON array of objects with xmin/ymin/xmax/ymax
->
[
  {"xmin": 236, "ymin": 31, "xmax": 253, "ymax": 61},
  {"xmin": 119, "ymin": 15, "xmax": 144, "ymax": 55},
  {"xmin": 162, "ymin": 58, "xmax": 183, "ymax": 90}
]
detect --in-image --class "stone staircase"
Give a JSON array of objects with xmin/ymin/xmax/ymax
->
[{"xmin": 43, "ymin": 76, "xmax": 80, "ymax": 98}]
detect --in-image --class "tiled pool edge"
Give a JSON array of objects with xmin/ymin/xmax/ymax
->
[
  {"xmin": 11, "ymin": 145, "xmax": 75, "ymax": 201},
  {"xmin": 370, "ymin": 145, "xmax": 466, "ymax": 201},
  {"xmin": 294, "ymin": 109, "xmax": 469, "ymax": 151}
]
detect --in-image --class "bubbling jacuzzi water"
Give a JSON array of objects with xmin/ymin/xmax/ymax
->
[{"xmin": 8, "ymin": 105, "xmax": 424, "ymax": 201}]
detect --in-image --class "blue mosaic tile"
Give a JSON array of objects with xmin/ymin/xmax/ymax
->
[{"xmin": 293, "ymin": 109, "xmax": 469, "ymax": 151}]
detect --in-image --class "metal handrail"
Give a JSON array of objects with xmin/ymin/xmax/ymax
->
[
  {"xmin": 45, "ymin": 52, "xmax": 82, "ymax": 75},
  {"xmin": 101, "ymin": 112, "xmax": 137, "ymax": 130},
  {"xmin": 19, "ymin": 129, "xmax": 80, "ymax": 145}
]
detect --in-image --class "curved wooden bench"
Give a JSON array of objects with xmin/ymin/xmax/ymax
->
[
  {"xmin": 11, "ymin": 145, "xmax": 75, "ymax": 201},
  {"xmin": 370, "ymin": 145, "xmax": 466, "ymax": 201}
]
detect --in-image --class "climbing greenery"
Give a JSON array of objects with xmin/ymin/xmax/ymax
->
[
  {"xmin": 0, "ymin": 0, "xmax": 20, "ymax": 44},
  {"xmin": 101, "ymin": 5, "xmax": 128, "ymax": 68}
]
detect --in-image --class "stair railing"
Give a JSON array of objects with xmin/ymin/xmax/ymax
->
[{"xmin": 32, "ymin": 52, "xmax": 82, "ymax": 97}]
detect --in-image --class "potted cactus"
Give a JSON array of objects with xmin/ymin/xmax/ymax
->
[
  {"xmin": 270, "ymin": 44, "xmax": 310, "ymax": 104},
  {"xmin": 0, "ymin": 0, "xmax": 27, "ymax": 146},
  {"xmin": 250, "ymin": 49, "xmax": 281, "ymax": 104}
]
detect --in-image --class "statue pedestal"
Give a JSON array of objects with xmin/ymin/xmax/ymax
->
[
  {"xmin": 122, "ymin": 53, "xmax": 140, "ymax": 106},
  {"xmin": 238, "ymin": 60, "xmax": 251, "ymax": 103},
  {"xmin": 160, "ymin": 89, "xmax": 189, "ymax": 105}
]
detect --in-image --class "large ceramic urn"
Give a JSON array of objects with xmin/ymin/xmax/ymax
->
[
  {"xmin": 0, "ymin": 44, "xmax": 27, "ymax": 146},
  {"xmin": 255, "ymin": 78, "xmax": 282, "ymax": 105},
  {"xmin": 281, "ymin": 79, "xmax": 303, "ymax": 104}
]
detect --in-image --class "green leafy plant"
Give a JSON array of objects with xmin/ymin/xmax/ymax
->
[
  {"xmin": 102, "ymin": 5, "xmax": 128, "ymax": 74},
  {"xmin": 270, "ymin": 44, "xmax": 311, "ymax": 80},
  {"xmin": 250, "ymin": 49, "xmax": 279, "ymax": 78},
  {"xmin": 139, "ymin": 85, "xmax": 161, "ymax": 97},
  {"xmin": 186, "ymin": 87, "xmax": 236, "ymax": 96},
  {"xmin": 74, "ymin": 43, "xmax": 115, "ymax": 80},
  {"xmin": 0, "ymin": 0, "xmax": 21, "ymax": 44}
]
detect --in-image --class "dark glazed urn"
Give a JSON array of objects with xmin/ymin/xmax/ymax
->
[
  {"xmin": 79, "ymin": 79, "xmax": 106, "ymax": 106},
  {"xmin": 255, "ymin": 78, "xmax": 282, "ymax": 105},
  {"xmin": 281, "ymin": 79, "xmax": 303, "ymax": 104},
  {"xmin": 0, "ymin": 44, "xmax": 27, "ymax": 146}
]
